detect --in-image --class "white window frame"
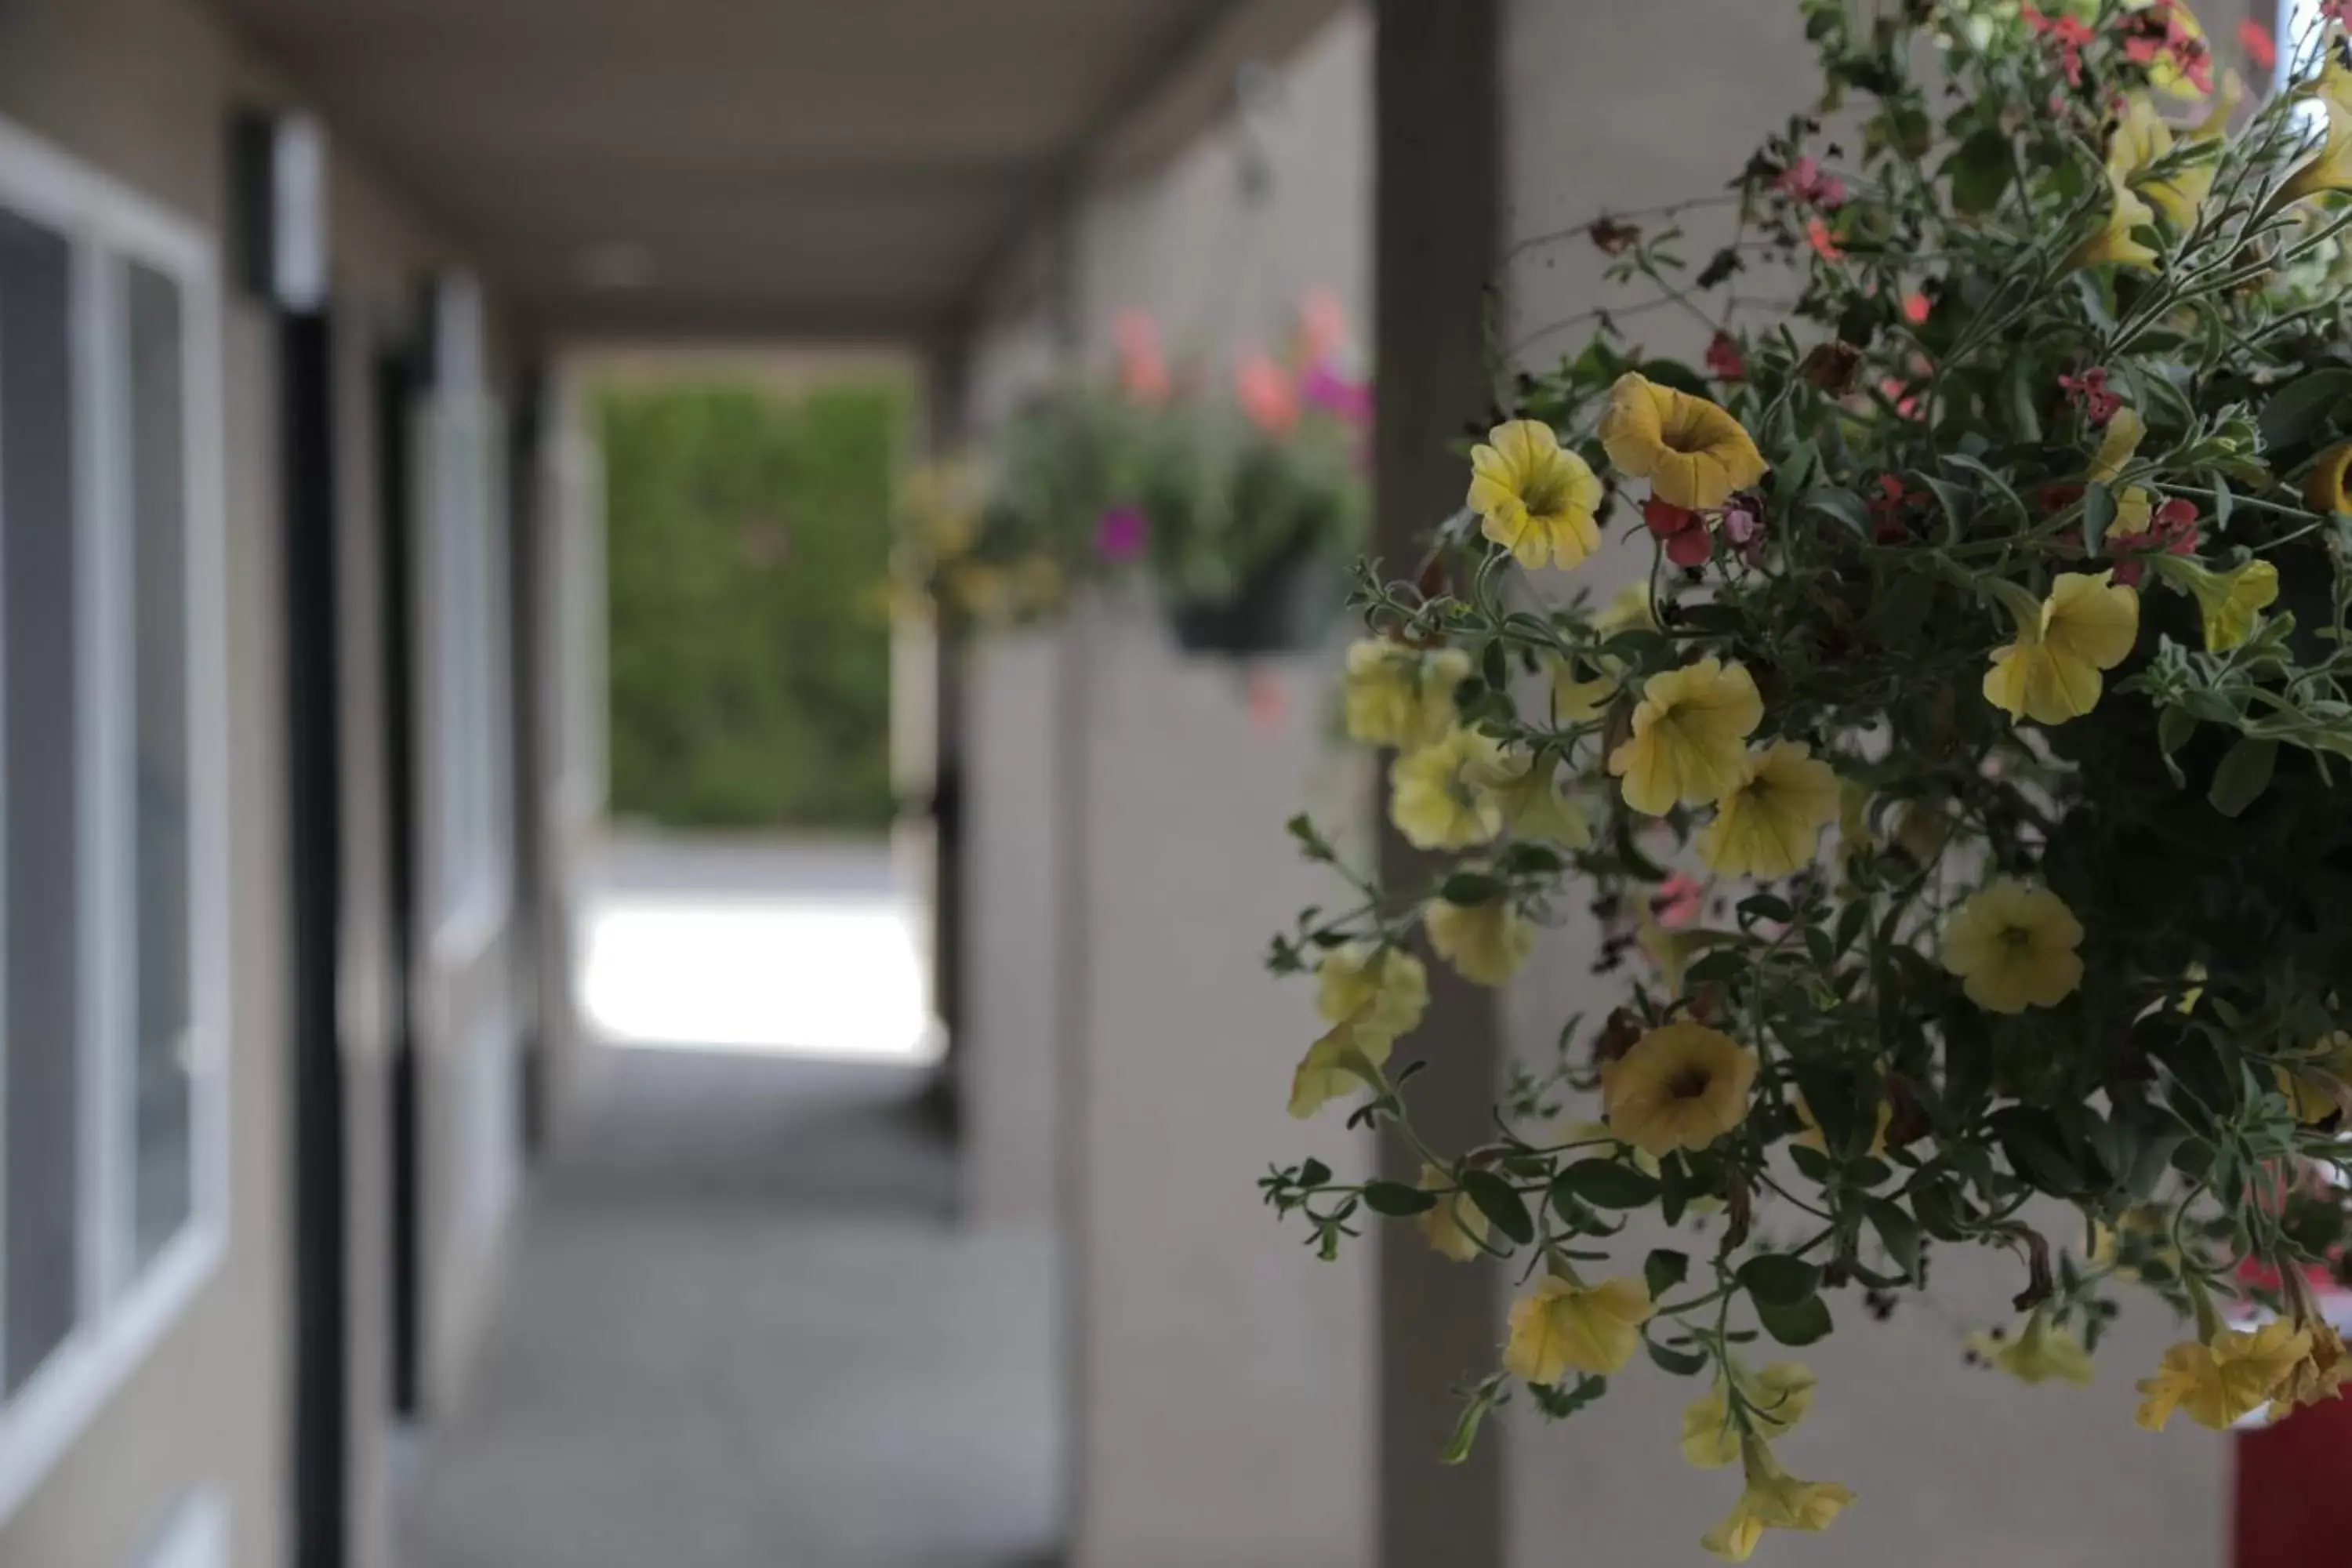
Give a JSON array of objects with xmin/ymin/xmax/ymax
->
[
  {"xmin": 136, "ymin": 1489, "xmax": 227, "ymax": 1568},
  {"xmin": 0, "ymin": 114, "xmax": 230, "ymax": 1526},
  {"xmin": 418, "ymin": 324, "xmax": 514, "ymax": 968}
]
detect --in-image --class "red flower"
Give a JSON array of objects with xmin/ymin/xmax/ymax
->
[
  {"xmin": 2110, "ymin": 497, "xmax": 2200, "ymax": 586},
  {"xmin": 2059, "ymin": 366, "xmax": 2123, "ymax": 427},
  {"xmin": 1806, "ymin": 216, "xmax": 1846, "ymax": 262},
  {"xmin": 2122, "ymin": 5, "xmax": 2213, "ymax": 94},
  {"xmin": 1644, "ymin": 496, "xmax": 1714, "ymax": 567},
  {"xmin": 1901, "ymin": 292, "xmax": 1932, "ymax": 325},
  {"xmin": 2038, "ymin": 482, "xmax": 2085, "ymax": 516},
  {"xmin": 1869, "ymin": 473, "xmax": 1918, "ymax": 543},
  {"xmin": 1705, "ymin": 330, "xmax": 1747, "ymax": 383},
  {"xmin": 2238, "ymin": 18, "xmax": 2277, "ymax": 72}
]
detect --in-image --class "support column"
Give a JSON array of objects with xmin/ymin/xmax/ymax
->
[{"xmin": 1371, "ymin": 5, "xmax": 1504, "ymax": 1566}]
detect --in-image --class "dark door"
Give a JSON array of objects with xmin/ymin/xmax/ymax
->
[
  {"xmin": 282, "ymin": 306, "xmax": 350, "ymax": 1568},
  {"xmin": 374, "ymin": 345, "xmax": 426, "ymax": 1420}
]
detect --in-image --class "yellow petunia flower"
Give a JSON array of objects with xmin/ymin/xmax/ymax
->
[
  {"xmin": 1696, "ymin": 742, "xmax": 1842, "ymax": 879},
  {"xmin": 1389, "ymin": 729, "xmax": 1507, "ymax": 851},
  {"xmin": 2161, "ymin": 557, "xmax": 2279, "ymax": 652},
  {"xmin": 1467, "ymin": 419, "xmax": 1605, "ymax": 570},
  {"xmin": 1701, "ymin": 1437, "xmax": 1855, "ymax": 1563},
  {"xmin": 1504, "ymin": 1272, "xmax": 1656, "ymax": 1383},
  {"xmin": 1343, "ymin": 640, "xmax": 1472, "ymax": 749},
  {"xmin": 2274, "ymin": 1031, "xmax": 2352, "ymax": 1123},
  {"xmin": 1600, "ymin": 373, "xmax": 1768, "ymax": 511},
  {"xmin": 1424, "ymin": 895, "xmax": 1536, "ymax": 986},
  {"xmin": 1548, "ymin": 587, "xmax": 1658, "ymax": 722},
  {"xmin": 1969, "ymin": 1309, "xmax": 2096, "ymax": 1388},
  {"xmin": 1287, "ymin": 1013, "xmax": 1388, "ymax": 1120},
  {"xmin": 1941, "ymin": 880, "xmax": 2085, "ymax": 1013},
  {"xmin": 1681, "ymin": 1362, "xmax": 1818, "ymax": 1468},
  {"xmin": 2110, "ymin": 96, "xmax": 2216, "ymax": 229},
  {"xmin": 2136, "ymin": 1319, "xmax": 2310, "ymax": 1431},
  {"xmin": 1791, "ymin": 1091, "xmax": 1892, "ymax": 1158},
  {"xmin": 2269, "ymin": 1321, "xmax": 2348, "ymax": 1421},
  {"xmin": 1313, "ymin": 945, "xmax": 1429, "ymax": 1051},
  {"xmin": 2273, "ymin": 52, "xmax": 2352, "ymax": 212},
  {"xmin": 2064, "ymin": 169, "xmax": 2161, "ymax": 272},
  {"xmin": 1467, "ymin": 745, "xmax": 1593, "ymax": 847},
  {"xmin": 1607, "ymin": 658, "xmax": 1764, "ymax": 815},
  {"xmin": 1982, "ymin": 571, "xmax": 2140, "ymax": 725},
  {"xmin": 1603, "ymin": 1021, "xmax": 1758, "ymax": 1159},
  {"xmin": 2307, "ymin": 441, "xmax": 2352, "ymax": 514},
  {"xmin": 1415, "ymin": 1162, "xmax": 1492, "ymax": 1263}
]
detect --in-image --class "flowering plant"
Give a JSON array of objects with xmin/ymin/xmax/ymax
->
[
  {"xmin": 1264, "ymin": 2, "xmax": 2352, "ymax": 1557},
  {"xmin": 891, "ymin": 301, "xmax": 1369, "ymax": 642}
]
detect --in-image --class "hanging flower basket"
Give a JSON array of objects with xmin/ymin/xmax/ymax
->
[{"xmin": 1265, "ymin": 2, "xmax": 2352, "ymax": 1559}]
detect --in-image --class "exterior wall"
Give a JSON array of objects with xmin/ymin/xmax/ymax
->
[
  {"xmin": 957, "ymin": 9, "xmax": 1377, "ymax": 1564},
  {"xmin": 0, "ymin": 2, "xmax": 528, "ymax": 1563},
  {"xmin": 1492, "ymin": 5, "xmax": 2228, "ymax": 1566}
]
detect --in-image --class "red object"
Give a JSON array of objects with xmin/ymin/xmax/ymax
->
[
  {"xmin": 2238, "ymin": 1389, "xmax": 2352, "ymax": 1566},
  {"xmin": 1806, "ymin": 216, "xmax": 1845, "ymax": 262},
  {"xmin": 1902, "ymin": 292, "xmax": 1932, "ymax": 325},
  {"xmin": 1705, "ymin": 330, "xmax": 1746, "ymax": 383}
]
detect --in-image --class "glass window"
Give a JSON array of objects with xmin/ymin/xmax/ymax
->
[
  {"xmin": 0, "ymin": 206, "xmax": 81, "ymax": 1394},
  {"xmin": 125, "ymin": 260, "xmax": 191, "ymax": 1272}
]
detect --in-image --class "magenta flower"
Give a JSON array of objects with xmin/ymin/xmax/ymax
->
[
  {"xmin": 1301, "ymin": 363, "xmax": 1374, "ymax": 427},
  {"xmin": 1095, "ymin": 504, "xmax": 1149, "ymax": 563}
]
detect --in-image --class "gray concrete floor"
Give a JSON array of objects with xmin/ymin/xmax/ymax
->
[{"xmin": 396, "ymin": 942, "xmax": 1063, "ymax": 1567}]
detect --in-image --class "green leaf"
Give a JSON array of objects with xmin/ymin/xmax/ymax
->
[
  {"xmin": 1774, "ymin": 438, "xmax": 1821, "ymax": 501},
  {"xmin": 2258, "ymin": 368, "xmax": 2352, "ymax": 448},
  {"xmin": 1298, "ymin": 1157, "xmax": 1331, "ymax": 1188},
  {"xmin": 2082, "ymin": 481, "xmax": 2116, "ymax": 557},
  {"xmin": 1944, "ymin": 126, "xmax": 2013, "ymax": 213},
  {"xmin": 1558, "ymin": 1158, "xmax": 1661, "ymax": 1209},
  {"xmin": 1644, "ymin": 1247, "xmax": 1690, "ymax": 1299},
  {"xmin": 1737, "ymin": 1253, "xmax": 1824, "ymax": 1307},
  {"xmin": 1800, "ymin": 486, "xmax": 1872, "ymax": 538},
  {"xmin": 1755, "ymin": 1293, "xmax": 1834, "ymax": 1347},
  {"xmin": 1440, "ymin": 1378, "xmax": 1504, "ymax": 1465},
  {"xmin": 1439, "ymin": 871, "xmax": 1506, "ymax": 906},
  {"xmin": 1362, "ymin": 1180, "xmax": 1439, "ymax": 1217},
  {"xmin": 2207, "ymin": 736, "xmax": 2278, "ymax": 818},
  {"xmin": 1460, "ymin": 1170, "xmax": 1534, "ymax": 1246},
  {"xmin": 1638, "ymin": 358, "xmax": 1712, "ymax": 398},
  {"xmin": 1865, "ymin": 1197, "xmax": 1924, "ymax": 1279},
  {"xmin": 1737, "ymin": 892, "xmax": 1795, "ymax": 925},
  {"xmin": 1646, "ymin": 1338, "xmax": 1710, "ymax": 1376}
]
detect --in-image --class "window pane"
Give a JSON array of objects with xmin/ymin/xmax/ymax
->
[
  {"xmin": 126, "ymin": 260, "xmax": 191, "ymax": 1271},
  {"xmin": 0, "ymin": 208, "xmax": 81, "ymax": 1391}
]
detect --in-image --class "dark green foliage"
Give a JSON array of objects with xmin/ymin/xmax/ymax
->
[{"xmin": 603, "ymin": 379, "xmax": 906, "ymax": 831}]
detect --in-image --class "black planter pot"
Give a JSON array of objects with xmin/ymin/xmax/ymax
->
[{"xmin": 1163, "ymin": 546, "xmax": 1343, "ymax": 658}]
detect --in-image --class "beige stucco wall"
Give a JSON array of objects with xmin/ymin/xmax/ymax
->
[
  {"xmin": 1491, "ymin": 4, "xmax": 2230, "ymax": 1565},
  {"xmin": 0, "ymin": 2, "xmax": 528, "ymax": 1563},
  {"xmin": 957, "ymin": 8, "xmax": 1377, "ymax": 1564}
]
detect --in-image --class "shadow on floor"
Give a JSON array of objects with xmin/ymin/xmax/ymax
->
[{"xmin": 395, "ymin": 1049, "xmax": 1063, "ymax": 1568}]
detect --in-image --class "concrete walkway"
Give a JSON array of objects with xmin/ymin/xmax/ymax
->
[{"xmin": 396, "ymin": 841, "xmax": 1063, "ymax": 1568}]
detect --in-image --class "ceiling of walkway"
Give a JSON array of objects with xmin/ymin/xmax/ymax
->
[{"xmin": 217, "ymin": 0, "xmax": 1341, "ymax": 341}]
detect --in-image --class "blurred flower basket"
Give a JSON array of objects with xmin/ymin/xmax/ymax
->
[
  {"xmin": 1263, "ymin": 2, "xmax": 2352, "ymax": 1559},
  {"xmin": 892, "ymin": 299, "xmax": 1370, "ymax": 656}
]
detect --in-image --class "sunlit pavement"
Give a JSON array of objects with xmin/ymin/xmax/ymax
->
[
  {"xmin": 396, "ymin": 836, "xmax": 1062, "ymax": 1568},
  {"xmin": 577, "ymin": 836, "xmax": 943, "ymax": 1065}
]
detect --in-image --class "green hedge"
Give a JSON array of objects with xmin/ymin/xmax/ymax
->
[{"xmin": 603, "ymin": 377, "xmax": 906, "ymax": 832}]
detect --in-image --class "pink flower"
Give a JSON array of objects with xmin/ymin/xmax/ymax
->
[
  {"xmin": 2111, "ymin": 497, "xmax": 2199, "ymax": 586},
  {"xmin": 2122, "ymin": 5, "xmax": 2213, "ymax": 94},
  {"xmin": 1720, "ymin": 495, "xmax": 1768, "ymax": 564},
  {"xmin": 1902, "ymin": 292, "xmax": 1932, "ymax": 326},
  {"xmin": 1233, "ymin": 347, "xmax": 1300, "ymax": 437},
  {"xmin": 2327, "ymin": 0, "xmax": 2352, "ymax": 27},
  {"xmin": 1776, "ymin": 157, "xmax": 1848, "ymax": 212},
  {"xmin": 1705, "ymin": 330, "xmax": 1747, "ymax": 383},
  {"xmin": 2059, "ymin": 366, "xmax": 2123, "ymax": 427},
  {"xmin": 1806, "ymin": 216, "xmax": 1846, "ymax": 262},
  {"xmin": 1653, "ymin": 874, "xmax": 1705, "ymax": 929},
  {"xmin": 1300, "ymin": 363, "xmax": 1373, "ymax": 428},
  {"xmin": 2024, "ymin": 4, "xmax": 2093, "ymax": 85},
  {"xmin": 1298, "ymin": 289, "xmax": 1351, "ymax": 367},
  {"xmin": 1094, "ymin": 504, "xmax": 1149, "ymax": 563},
  {"xmin": 2238, "ymin": 17, "xmax": 2277, "ymax": 72},
  {"xmin": 1644, "ymin": 495, "xmax": 1714, "ymax": 567},
  {"xmin": 1869, "ymin": 473, "xmax": 1918, "ymax": 544},
  {"xmin": 1114, "ymin": 310, "xmax": 1171, "ymax": 403}
]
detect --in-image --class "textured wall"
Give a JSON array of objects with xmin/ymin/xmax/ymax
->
[
  {"xmin": 1492, "ymin": 4, "xmax": 2230, "ymax": 1566},
  {"xmin": 954, "ymin": 8, "xmax": 1380, "ymax": 1564}
]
